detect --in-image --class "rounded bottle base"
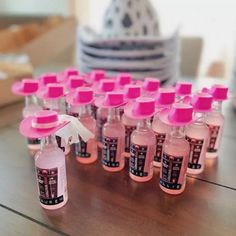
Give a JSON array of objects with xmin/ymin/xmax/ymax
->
[
  {"xmin": 159, "ymin": 183, "xmax": 186, "ymax": 195},
  {"xmin": 187, "ymin": 168, "xmax": 204, "ymax": 175},
  {"xmin": 40, "ymin": 195, "xmax": 68, "ymax": 210},
  {"xmin": 153, "ymin": 161, "xmax": 161, "ymax": 168},
  {"xmin": 206, "ymin": 152, "xmax": 218, "ymax": 158},
  {"xmin": 76, "ymin": 156, "xmax": 97, "ymax": 164},
  {"xmin": 129, "ymin": 173, "xmax": 153, "ymax": 182},
  {"xmin": 102, "ymin": 165, "xmax": 124, "ymax": 172}
]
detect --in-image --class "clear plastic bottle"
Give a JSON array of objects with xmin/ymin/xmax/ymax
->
[
  {"xmin": 102, "ymin": 108, "xmax": 125, "ymax": 172},
  {"xmin": 205, "ymin": 101, "xmax": 224, "ymax": 158},
  {"xmin": 122, "ymin": 114, "xmax": 139, "ymax": 158},
  {"xmin": 96, "ymin": 107, "xmax": 108, "ymax": 148},
  {"xmin": 129, "ymin": 119, "xmax": 156, "ymax": 182},
  {"xmin": 160, "ymin": 126, "xmax": 190, "ymax": 195},
  {"xmin": 23, "ymin": 95, "xmax": 42, "ymax": 150},
  {"xmin": 185, "ymin": 112, "xmax": 209, "ymax": 174},
  {"xmin": 35, "ymin": 135, "xmax": 68, "ymax": 210},
  {"xmin": 75, "ymin": 105, "xmax": 97, "ymax": 164},
  {"xmin": 152, "ymin": 116, "xmax": 171, "ymax": 167}
]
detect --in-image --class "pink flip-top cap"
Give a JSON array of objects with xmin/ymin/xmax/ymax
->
[
  {"xmin": 116, "ymin": 73, "xmax": 132, "ymax": 86},
  {"xmin": 97, "ymin": 79, "xmax": 115, "ymax": 93},
  {"xmin": 91, "ymin": 70, "xmax": 105, "ymax": 82},
  {"xmin": 175, "ymin": 82, "xmax": 192, "ymax": 95},
  {"xmin": 210, "ymin": 84, "xmax": 228, "ymax": 101},
  {"xmin": 124, "ymin": 84, "xmax": 141, "ymax": 99},
  {"xmin": 40, "ymin": 73, "xmax": 58, "ymax": 86},
  {"xmin": 143, "ymin": 77, "xmax": 160, "ymax": 92},
  {"xmin": 12, "ymin": 79, "xmax": 39, "ymax": 95},
  {"xmin": 192, "ymin": 93, "xmax": 213, "ymax": 112},
  {"xmin": 67, "ymin": 76, "xmax": 84, "ymax": 90},
  {"xmin": 124, "ymin": 97, "xmax": 156, "ymax": 119},
  {"xmin": 156, "ymin": 88, "xmax": 175, "ymax": 107},
  {"xmin": 66, "ymin": 87, "xmax": 93, "ymax": 106}
]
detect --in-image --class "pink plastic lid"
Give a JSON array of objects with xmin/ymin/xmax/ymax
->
[
  {"xmin": 40, "ymin": 73, "xmax": 58, "ymax": 86},
  {"xmin": 210, "ymin": 84, "xmax": 228, "ymax": 101},
  {"xmin": 90, "ymin": 70, "xmax": 105, "ymax": 82},
  {"xmin": 175, "ymin": 82, "xmax": 192, "ymax": 95},
  {"xmin": 96, "ymin": 79, "xmax": 115, "ymax": 93},
  {"xmin": 11, "ymin": 79, "xmax": 39, "ymax": 95},
  {"xmin": 116, "ymin": 73, "xmax": 132, "ymax": 86},
  {"xmin": 143, "ymin": 77, "xmax": 160, "ymax": 92},
  {"xmin": 124, "ymin": 84, "xmax": 141, "ymax": 99},
  {"xmin": 156, "ymin": 88, "xmax": 175, "ymax": 106},
  {"xmin": 67, "ymin": 76, "xmax": 84, "ymax": 90},
  {"xmin": 192, "ymin": 93, "xmax": 213, "ymax": 112}
]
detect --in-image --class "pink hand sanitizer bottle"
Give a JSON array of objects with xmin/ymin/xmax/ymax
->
[
  {"xmin": 205, "ymin": 85, "xmax": 228, "ymax": 158},
  {"xmin": 116, "ymin": 73, "xmax": 132, "ymax": 89},
  {"xmin": 121, "ymin": 84, "xmax": 141, "ymax": 158},
  {"xmin": 142, "ymin": 77, "xmax": 160, "ymax": 97},
  {"xmin": 37, "ymin": 84, "xmax": 70, "ymax": 155},
  {"xmin": 92, "ymin": 79, "xmax": 115, "ymax": 119},
  {"xmin": 89, "ymin": 70, "xmax": 106, "ymax": 87},
  {"xmin": 152, "ymin": 88, "xmax": 175, "ymax": 167},
  {"xmin": 11, "ymin": 79, "xmax": 42, "ymax": 150},
  {"xmin": 66, "ymin": 87, "xmax": 97, "ymax": 164},
  {"xmin": 19, "ymin": 110, "xmax": 69, "ymax": 209},
  {"xmin": 159, "ymin": 104, "xmax": 193, "ymax": 194},
  {"xmin": 175, "ymin": 81, "xmax": 192, "ymax": 103},
  {"xmin": 185, "ymin": 93, "xmax": 213, "ymax": 174},
  {"xmin": 38, "ymin": 73, "xmax": 58, "ymax": 87},
  {"xmin": 124, "ymin": 98, "xmax": 156, "ymax": 182},
  {"xmin": 95, "ymin": 92, "xmax": 126, "ymax": 172}
]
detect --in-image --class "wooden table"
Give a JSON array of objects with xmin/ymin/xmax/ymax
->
[{"xmin": 0, "ymin": 79, "xmax": 236, "ymax": 236}]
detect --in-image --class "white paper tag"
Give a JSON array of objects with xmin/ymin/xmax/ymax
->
[{"xmin": 55, "ymin": 115, "xmax": 95, "ymax": 145}]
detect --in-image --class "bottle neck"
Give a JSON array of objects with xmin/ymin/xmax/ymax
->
[
  {"xmin": 44, "ymin": 99, "xmax": 61, "ymax": 112},
  {"xmin": 137, "ymin": 119, "xmax": 150, "ymax": 131},
  {"xmin": 40, "ymin": 135, "xmax": 57, "ymax": 150},
  {"xmin": 193, "ymin": 112, "xmax": 206, "ymax": 124},
  {"xmin": 25, "ymin": 95, "xmax": 37, "ymax": 107},
  {"xmin": 107, "ymin": 108, "xmax": 120, "ymax": 123},
  {"xmin": 78, "ymin": 105, "xmax": 92, "ymax": 117},
  {"xmin": 212, "ymin": 101, "xmax": 222, "ymax": 113},
  {"xmin": 170, "ymin": 126, "xmax": 185, "ymax": 138}
]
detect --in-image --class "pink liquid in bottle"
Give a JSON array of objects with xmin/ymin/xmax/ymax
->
[
  {"xmin": 96, "ymin": 107, "xmax": 108, "ymax": 149},
  {"xmin": 122, "ymin": 113, "xmax": 138, "ymax": 158},
  {"xmin": 129, "ymin": 119, "xmax": 156, "ymax": 182},
  {"xmin": 205, "ymin": 101, "xmax": 224, "ymax": 158},
  {"xmin": 152, "ymin": 116, "xmax": 171, "ymax": 167},
  {"xmin": 35, "ymin": 135, "xmax": 68, "ymax": 210},
  {"xmin": 43, "ymin": 99, "xmax": 70, "ymax": 156},
  {"xmin": 102, "ymin": 108, "xmax": 125, "ymax": 172},
  {"xmin": 185, "ymin": 113, "xmax": 209, "ymax": 174},
  {"xmin": 23, "ymin": 95, "xmax": 42, "ymax": 150},
  {"xmin": 75, "ymin": 105, "xmax": 97, "ymax": 164},
  {"xmin": 160, "ymin": 127, "xmax": 190, "ymax": 195}
]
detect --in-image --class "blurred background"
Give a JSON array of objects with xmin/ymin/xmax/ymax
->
[{"xmin": 1, "ymin": 0, "xmax": 236, "ymax": 106}]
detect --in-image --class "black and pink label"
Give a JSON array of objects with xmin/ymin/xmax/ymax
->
[
  {"xmin": 27, "ymin": 138, "xmax": 40, "ymax": 145},
  {"xmin": 154, "ymin": 133, "xmax": 166, "ymax": 163},
  {"xmin": 124, "ymin": 125, "xmax": 136, "ymax": 152},
  {"xmin": 102, "ymin": 136, "xmax": 119, "ymax": 167},
  {"xmin": 37, "ymin": 167, "xmax": 64, "ymax": 205},
  {"xmin": 160, "ymin": 153, "xmax": 183, "ymax": 190},
  {"xmin": 97, "ymin": 117, "xmax": 107, "ymax": 142},
  {"xmin": 207, "ymin": 124, "xmax": 220, "ymax": 153},
  {"xmin": 129, "ymin": 143, "xmax": 148, "ymax": 177},
  {"xmin": 186, "ymin": 136, "xmax": 204, "ymax": 169},
  {"xmin": 75, "ymin": 136, "xmax": 91, "ymax": 158},
  {"xmin": 56, "ymin": 136, "xmax": 65, "ymax": 152}
]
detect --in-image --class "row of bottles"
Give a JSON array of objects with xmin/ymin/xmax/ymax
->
[{"xmin": 13, "ymin": 68, "xmax": 228, "ymax": 210}]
